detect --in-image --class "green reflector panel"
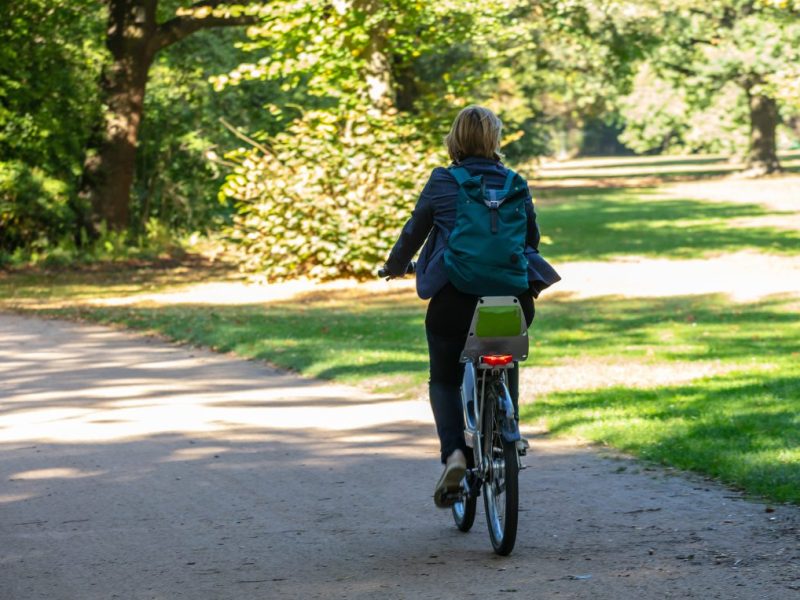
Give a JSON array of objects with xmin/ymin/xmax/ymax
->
[{"xmin": 475, "ymin": 306, "xmax": 522, "ymax": 337}]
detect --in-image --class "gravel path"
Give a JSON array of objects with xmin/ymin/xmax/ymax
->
[{"xmin": 2, "ymin": 314, "xmax": 798, "ymax": 599}]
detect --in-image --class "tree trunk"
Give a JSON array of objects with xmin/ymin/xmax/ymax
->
[
  {"xmin": 79, "ymin": 0, "xmax": 260, "ymax": 232},
  {"xmin": 745, "ymin": 90, "xmax": 781, "ymax": 175},
  {"xmin": 354, "ymin": 0, "xmax": 396, "ymax": 113},
  {"xmin": 80, "ymin": 0, "xmax": 155, "ymax": 231},
  {"xmin": 393, "ymin": 61, "xmax": 419, "ymax": 112},
  {"xmin": 787, "ymin": 115, "xmax": 800, "ymax": 145}
]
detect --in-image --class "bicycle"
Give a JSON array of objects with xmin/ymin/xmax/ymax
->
[{"xmin": 379, "ymin": 262, "xmax": 528, "ymax": 556}]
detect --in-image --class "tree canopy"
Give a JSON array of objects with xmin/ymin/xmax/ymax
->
[
  {"xmin": 618, "ymin": 0, "xmax": 800, "ymax": 172},
  {"xmin": 1, "ymin": 0, "xmax": 798, "ymax": 271}
]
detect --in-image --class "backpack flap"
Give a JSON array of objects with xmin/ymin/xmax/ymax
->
[{"xmin": 445, "ymin": 167, "xmax": 529, "ymax": 296}]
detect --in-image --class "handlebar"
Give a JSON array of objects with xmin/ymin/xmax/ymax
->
[{"xmin": 378, "ymin": 261, "xmax": 416, "ymax": 279}]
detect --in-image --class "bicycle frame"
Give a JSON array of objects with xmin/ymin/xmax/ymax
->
[{"xmin": 462, "ymin": 362, "xmax": 519, "ymax": 493}]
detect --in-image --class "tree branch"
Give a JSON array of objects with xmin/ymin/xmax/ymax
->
[
  {"xmin": 688, "ymin": 7, "xmax": 716, "ymax": 20},
  {"xmin": 687, "ymin": 37, "xmax": 715, "ymax": 46},
  {"xmin": 660, "ymin": 62, "xmax": 696, "ymax": 78},
  {"xmin": 151, "ymin": 1, "xmax": 264, "ymax": 55},
  {"xmin": 218, "ymin": 117, "xmax": 273, "ymax": 156}
]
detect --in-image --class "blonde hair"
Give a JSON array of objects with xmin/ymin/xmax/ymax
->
[{"xmin": 444, "ymin": 105, "xmax": 503, "ymax": 163}]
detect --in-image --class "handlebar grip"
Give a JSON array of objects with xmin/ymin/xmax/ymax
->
[{"xmin": 378, "ymin": 261, "xmax": 416, "ymax": 279}]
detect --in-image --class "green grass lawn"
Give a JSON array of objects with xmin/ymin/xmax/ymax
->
[
  {"xmin": 2, "ymin": 158, "xmax": 799, "ymax": 503},
  {"xmin": 531, "ymin": 150, "xmax": 800, "ymax": 181},
  {"xmin": 521, "ymin": 366, "xmax": 800, "ymax": 503},
  {"xmin": 536, "ymin": 187, "xmax": 800, "ymax": 262}
]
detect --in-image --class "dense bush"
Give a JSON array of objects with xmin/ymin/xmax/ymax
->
[
  {"xmin": 0, "ymin": 160, "xmax": 182, "ymax": 266},
  {"xmin": 0, "ymin": 161, "xmax": 77, "ymax": 252},
  {"xmin": 221, "ymin": 107, "xmax": 443, "ymax": 281},
  {"xmin": 0, "ymin": 1, "xmax": 104, "ymax": 260}
]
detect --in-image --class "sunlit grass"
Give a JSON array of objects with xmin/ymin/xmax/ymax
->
[
  {"xmin": 530, "ymin": 150, "xmax": 800, "ymax": 181},
  {"xmin": 536, "ymin": 189, "xmax": 800, "ymax": 262},
  {"xmin": 533, "ymin": 294, "xmax": 800, "ymax": 365},
  {"xmin": 0, "ymin": 260, "xmax": 241, "ymax": 305},
  {"xmin": 521, "ymin": 364, "xmax": 800, "ymax": 503}
]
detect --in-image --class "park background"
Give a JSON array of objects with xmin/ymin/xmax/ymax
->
[{"xmin": 2, "ymin": 0, "xmax": 799, "ymax": 503}]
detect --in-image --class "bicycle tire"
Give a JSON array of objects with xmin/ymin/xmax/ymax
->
[
  {"xmin": 482, "ymin": 383, "xmax": 519, "ymax": 556},
  {"xmin": 452, "ymin": 475, "xmax": 477, "ymax": 532}
]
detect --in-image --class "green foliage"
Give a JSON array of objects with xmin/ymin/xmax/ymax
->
[
  {"xmin": 0, "ymin": 1, "xmax": 105, "ymax": 178},
  {"xmin": 489, "ymin": 1, "xmax": 660, "ymax": 160},
  {"xmin": 134, "ymin": 26, "xmax": 269, "ymax": 236},
  {"xmin": 221, "ymin": 107, "xmax": 442, "ymax": 280},
  {"xmin": 0, "ymin": 156, "xmax": 182, "ymax": 267},
  {"xmin": 0, "ymin": 221, "xmax": 184, "ymax": 269},
  {"xmin": 0, "ymin": 1, "xmax": 274, "ymax": 257},
  {"xmin": 11, "ymin": 0, "xmax": 800, "ymax": 268},
  {"xmin": 216, "ymin": 0, "xmax": 530, "ymax": 127},
  {"xmin": 764, "ymin": 58, "xmax": 800, "ymax": 114},
  {"xmin": 217, "ymin": 0, "xmax": 532, "ymax": 280},
  {"xmin": 619, "ymin": 65, "xmax": 749, "ymax": 154},
  {"xmin": 215, "ymin": 0, "xmax": 676, "ymax": 278},
  {"xmin": 0, "ymin": 161, "xmax": 76, "ymax": 253},
  {"xmin": 616, "ymin": 0, "xmax": 800, "ymax": 155},
  {"xmin": 0, "ymin": 1, "xmax": 105, "ymax": 255}
]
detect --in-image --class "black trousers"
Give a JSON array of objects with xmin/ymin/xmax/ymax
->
[{"xmin": 425, "ymin": 283, "xmax": 534, "ymax": 463}]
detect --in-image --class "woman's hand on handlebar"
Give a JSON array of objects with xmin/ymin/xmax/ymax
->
[{"xmin": 378, "ymin": 261, "xmax": 416, "ymax": 280}]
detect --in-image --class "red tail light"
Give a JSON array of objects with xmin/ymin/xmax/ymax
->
[{"xmin": 481, "ymin": 354, "xmax": 514, "ymax": 366}]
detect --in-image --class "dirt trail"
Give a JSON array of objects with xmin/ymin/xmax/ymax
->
[{"xmin": 1, "ymin": 314, "xmax": 798, "ymax": 599}]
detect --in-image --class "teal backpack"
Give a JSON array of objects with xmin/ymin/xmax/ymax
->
[{"xmin": 443, "ymin": 166, "xmax": 529, "ymax": 297}]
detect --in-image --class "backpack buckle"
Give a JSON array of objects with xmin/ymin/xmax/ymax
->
[{"xmin": 489, "ymin": 200, "xmax": 499, "ymax": 233}]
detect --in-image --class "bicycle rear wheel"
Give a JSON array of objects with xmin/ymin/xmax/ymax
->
[{"xmin": 482, "ymin": 387, "xmax": 519, "ymax": 555}]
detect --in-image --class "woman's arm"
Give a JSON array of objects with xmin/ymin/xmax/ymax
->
[
  {"xmin": 522, "ymin": 183, "xmax": 561, "ymax": 296},
  {"xmin": 383, "ymin": 172, "xmax": 437, "ymax": 276},
  {"xmin": 524, "ymin": 189, "xmax": 541, "ymax": 251}
]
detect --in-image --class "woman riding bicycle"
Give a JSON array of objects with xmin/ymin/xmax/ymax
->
[{"xmin": 382, "ymin": 105, "xmax": 560, "ymax": 507}]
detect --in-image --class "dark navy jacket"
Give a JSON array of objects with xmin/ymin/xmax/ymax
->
[{"xmin": 386, "ymin": 157, "xmax": 561, "ymax": 300}]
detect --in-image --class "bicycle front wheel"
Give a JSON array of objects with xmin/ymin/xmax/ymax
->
[{"xmin": 482, "ymin": 391, "xmax": 519, "ymax": 555}]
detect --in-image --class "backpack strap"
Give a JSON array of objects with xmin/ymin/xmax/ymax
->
[
  {"xmin": 449, "ymin": 166, "xmax": 472, "ymax": 186},
  {"xmin": 450, "ymin": 166, "xmax": 515, "ymax": 193},
  {"xmin": 486, "ymin": 169, "xmax": 518, "ymax": 204},
  {"xmin": 486, "ymin": 172, "xmax": 510, "ymax": 201},
  {"xmin": 501, "ymin": 169, "xmax": 516, "ymax": 195},
  {"xmin": 447, "ymin": 167, "xmax": 516, "ymax": 190}
]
